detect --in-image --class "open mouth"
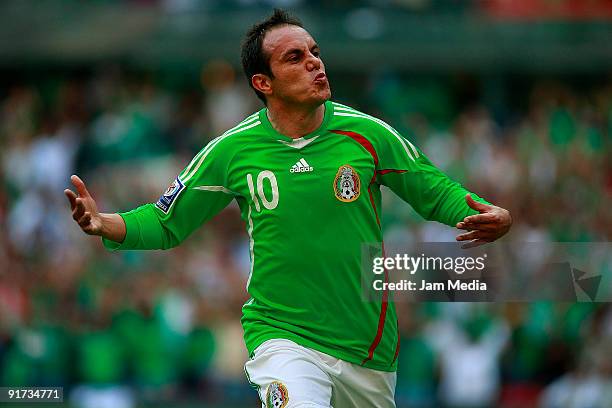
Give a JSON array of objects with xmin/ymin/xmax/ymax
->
[{"xmin": 314, "ymin": 73, "xmax": 327, "ymax": 82}]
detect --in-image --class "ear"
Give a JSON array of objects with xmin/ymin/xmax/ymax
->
[{"xmin": 251, "ymin": 74, "xmax": 273, "ymax": 97}]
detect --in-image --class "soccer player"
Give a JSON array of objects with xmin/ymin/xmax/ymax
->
[{"xmin": 65, "ymin": 9, "xmax": 512, "ymax": 408}]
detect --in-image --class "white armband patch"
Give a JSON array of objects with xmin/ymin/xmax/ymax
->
[{"xmin": 155, "ymin": 176, "xmax": 186, "ymax": 213}]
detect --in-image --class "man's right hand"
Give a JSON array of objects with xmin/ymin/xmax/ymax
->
[
  {"xmin": 64, "ymin": 175, "xmax": 126, "ymax": 243},
  {"xmin": 65, "ymin": 175, "xmax": 104, "ymax": 235}
]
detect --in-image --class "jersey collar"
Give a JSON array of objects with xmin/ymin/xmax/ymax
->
[{"xmin": 259, "ymin": 100, "xmax": 334, "ymax": 142}]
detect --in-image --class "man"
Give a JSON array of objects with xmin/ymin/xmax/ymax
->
[{"xmin": 65, "ymin": 9, "xmax": 512, "ymax": 408}]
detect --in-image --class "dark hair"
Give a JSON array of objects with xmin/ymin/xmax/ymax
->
[{"xmin": 241, "ymin": 9, "xmax": 304, "ymax": 104}]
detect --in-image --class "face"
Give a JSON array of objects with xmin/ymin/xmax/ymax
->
[{"xmin": 255, "ymin": 25, "xmax": 331, "ymax": 107}]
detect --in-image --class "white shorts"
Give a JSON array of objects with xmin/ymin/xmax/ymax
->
[{"xmin": 244, "ymin": 339, "xmax": 396, "ymax": 408}]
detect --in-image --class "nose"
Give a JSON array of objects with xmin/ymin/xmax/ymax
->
[{"xmin": 306, "ymin": 52, "xmax": 321, "ymax": 71}]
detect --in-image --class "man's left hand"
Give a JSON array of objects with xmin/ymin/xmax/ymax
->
[{"xmin": 456, "ymin": 194, "xmax": 512, "ymax": 248}]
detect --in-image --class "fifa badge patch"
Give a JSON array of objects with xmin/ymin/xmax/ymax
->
[
  {"xmin": 334, "ymin": 164, "xmax": 361, "ymax": 202},
  {"xmin": 155, "ymin": 176, "xmax": 185, "ymax": 213},
  {"xmin": 266, "ymin": 381, "xmax": 289, "ymax": 408}
]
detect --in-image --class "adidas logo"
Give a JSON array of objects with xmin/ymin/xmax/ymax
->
[{"xmin": 290, "ymin": 158, "xmax": 314, "ymax": 173}]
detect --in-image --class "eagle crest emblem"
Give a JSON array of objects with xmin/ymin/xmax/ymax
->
[
  {"xmin": 266, "ymin": 381, "xmax": 289, "ymax": 408},
  {"xmin": 334, "ymin": 164, "xmax": 361, "ymax": 202}
]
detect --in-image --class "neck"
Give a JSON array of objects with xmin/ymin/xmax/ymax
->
[{"xmin": 266, "ymin": 101, "xmax": 325, "ymax": 139}]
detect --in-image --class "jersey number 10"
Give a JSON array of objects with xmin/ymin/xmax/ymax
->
[{"xmin": 247, "ymin": 171, "xmax": 279, "ymax": 211}]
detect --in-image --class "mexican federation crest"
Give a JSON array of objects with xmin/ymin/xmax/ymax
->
[
  {"xmin": 334, "ymin": 164, "xmax": 361, "ymax": 202},
  {"xmin": 266, "ymin": 381, "xmax": 289, "ymax": 408}
]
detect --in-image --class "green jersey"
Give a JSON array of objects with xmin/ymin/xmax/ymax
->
[{"xmin": 103, "ymin": 100, "xmax": 487, "ymax": 371}]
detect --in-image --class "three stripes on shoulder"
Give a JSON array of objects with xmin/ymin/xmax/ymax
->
[{"xmin": 332, "ymin": 102, "xmax": 419, "ymax": 162}]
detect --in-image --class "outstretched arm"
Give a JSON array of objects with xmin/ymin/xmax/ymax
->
[
  {"xmin": 455, "ymin": 193, "xmax": 512, "ymax": 248},
  {"xmin": 367, "ymin": 121, "xmax": 512, "ymax": 247},
  {"xmin": 64, "ymin": 134, "xmax": 235, "ymax": 251},
  {"xmin": 64, "ymin": 175, "xmax": 126, "ymax": 242}
]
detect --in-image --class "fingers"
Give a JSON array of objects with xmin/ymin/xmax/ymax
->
[
  {"xmin": 67, "ymin": 175, "xmax": 100, "ymax": 235},
  {"xmin": 78, "ymin": 212, "xmax": 98, "ymax": 233},
  {"xmin": 456, "ymin": 229, "xmax": 493, "ymax": 248},
  {"xmin": 456, "ymin": 225, "xmax": 493, "ymax": 248},
  {"xmin": 456, "ymin": 229, "xmax": 497, "ymax": 242},
  {"xmin": 465, "ymin": 194, "xmax": 491, "ymax": 213},
  {"xmin": 77, "ymin": 212, "xmax": 91, "ymax": 228},
  {"xmin": 64, "ymin": 189, "xmax": 77, "ymax": 210},
  {"xmin": 72, "ymin": 198, "xmax": 86, "ymax": 221},
  {"xmin": 461, "ymin": 213, "xmax": 498, "ymax": 225},
  {"xmin": 461, "ymin": 239, "xmax": 488, "ymax": 249},
  {"xmin": 456, "ymin": 222, "xmax": 500, "ymax": 232},
  {"xmin": 70, "ymin": 175, "xmax": 91, "ymax": 198},
  {"xmin": 77, "ymin": 212, "xmax": 99, "ymax": 234}
]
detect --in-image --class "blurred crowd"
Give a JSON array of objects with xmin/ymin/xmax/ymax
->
[
  {"xmin": 0, "ymin": 61, "xmax": 610, "ymax": 408},
  {"xmin": 78, "ymin": 0, "xmax": 612, "ymax": 18}
]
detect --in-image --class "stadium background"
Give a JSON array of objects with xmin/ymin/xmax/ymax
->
[{"xmin": 0, "ymin": 0, "xmax": 610, "ymax": 407}]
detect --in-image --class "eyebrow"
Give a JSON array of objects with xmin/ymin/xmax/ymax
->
[
  {"xmin": 281, "ymin": 48, "xmax": 302, "ymax": 59},
  {"xmin": 281, "ymin": 44, "xmax": 320, "ymax": 60}
]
